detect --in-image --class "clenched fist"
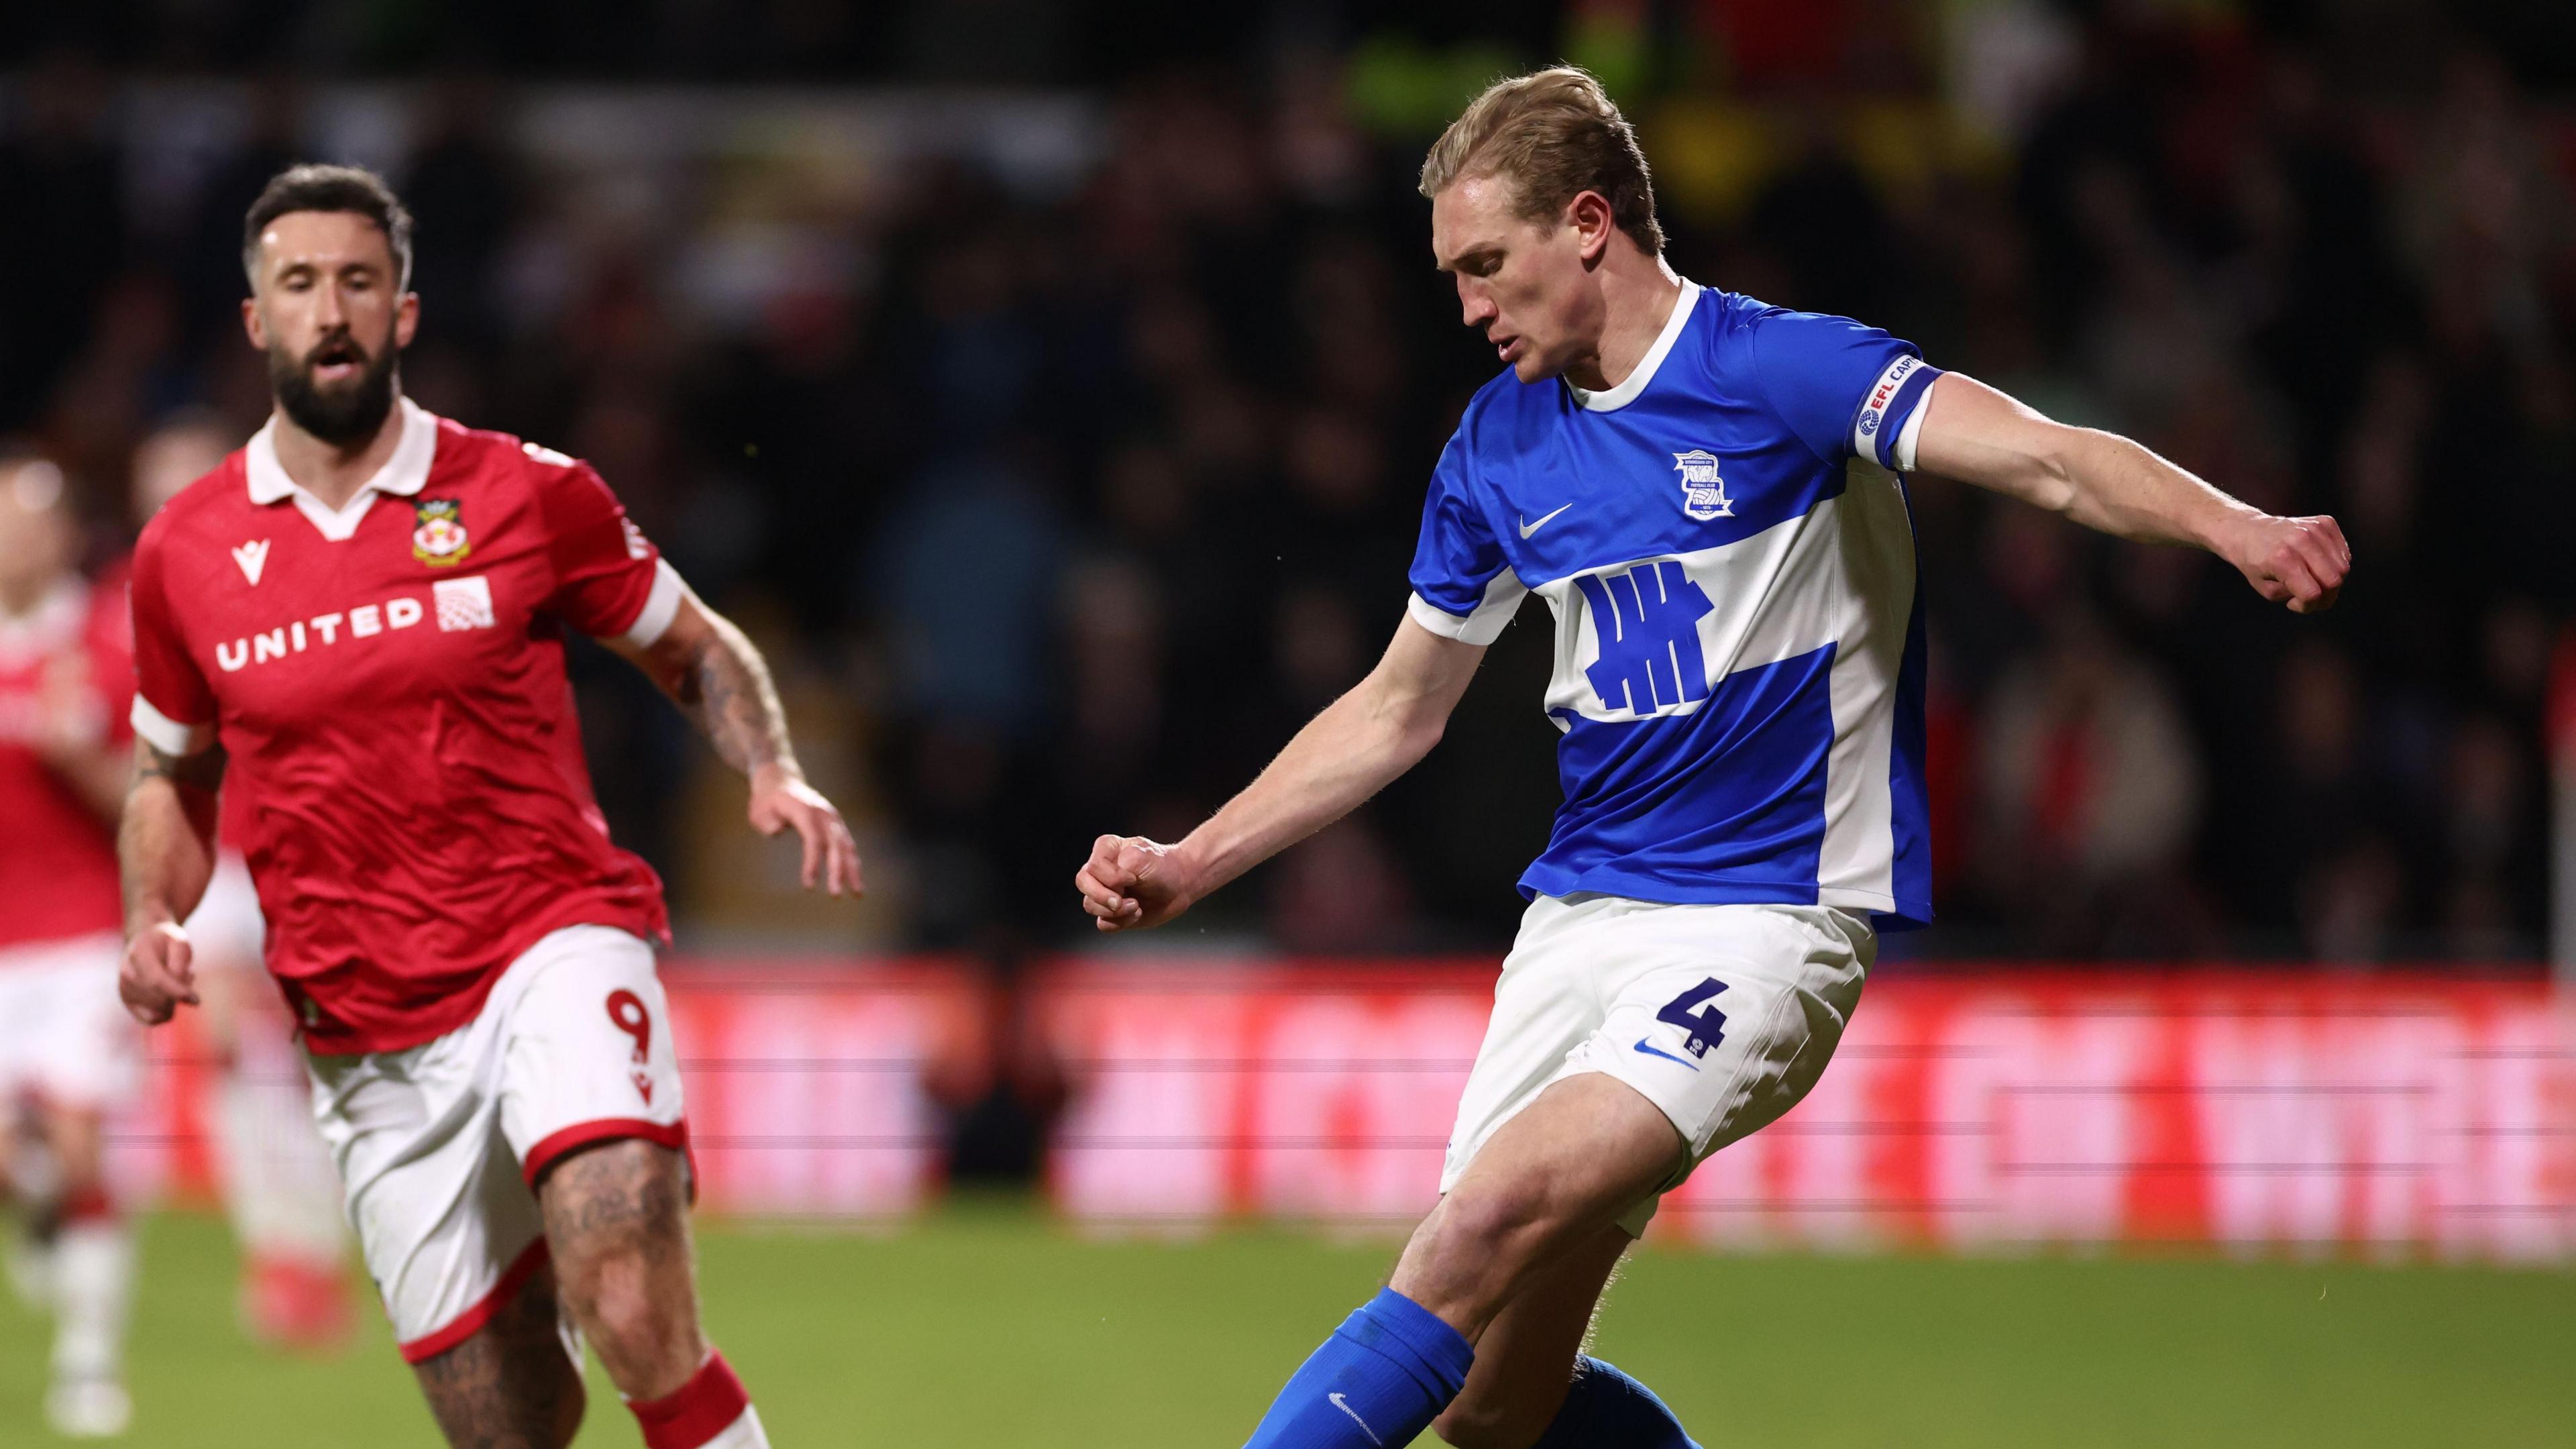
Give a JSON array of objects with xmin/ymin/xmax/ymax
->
[
  {"xmin": 1074, "ymin": 835, "xmax": 1196, "ymax": 932},
  {"xmin": 121, "ymin": 920, "xmax": 201, "ymax": 1026},
  {"xmin": 2218, "ymin": 513, "xmax": 2350, "ymax": 614}
]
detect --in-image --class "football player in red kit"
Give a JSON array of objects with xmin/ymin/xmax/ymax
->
[
  {"xmin": 118, "ymin": 166, "xmax": 859, "ymax": 1449},
  {"xmin": 0, "ymin": 449, "xmax": 140, "ymax": 1438}
]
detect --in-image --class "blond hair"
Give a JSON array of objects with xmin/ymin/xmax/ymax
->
[{"xmin": 1419, "ymin": 66, "xmax": 1664, "ymax": 255}]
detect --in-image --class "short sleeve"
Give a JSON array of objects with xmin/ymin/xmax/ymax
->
[
  {"xmin": 127, "ymin": 532, "xmax": 218, "ymax": 755},
  {"xmin": 532, "ymin": 452, "xmax": 684, "ymax": 646},
  {"xmin": 1746, "ymin": 309, "xmax": 1942, "ymax": 471},
  {"xmin": 1405, "ymin": 431, "xmax": 1526, "ymax": 646}
]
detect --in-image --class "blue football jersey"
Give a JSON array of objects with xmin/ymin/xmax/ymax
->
[{"xmin": 1407, "ymin": 282, "xmax": 1940, "ymax": 926}]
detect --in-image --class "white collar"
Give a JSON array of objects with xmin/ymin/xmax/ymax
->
[
  {"xmin": 246, "ymin": 396, "xmax": 439, "ymax": 541},
  {"xmin": 1567, "ymin": 278, "xmax": 1701, "ymax": 413}
]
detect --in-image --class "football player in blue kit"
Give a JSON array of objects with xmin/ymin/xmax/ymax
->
[{"xmin": 1074, "ymin": 67, "xmax": 2349, "ymax": 1449}]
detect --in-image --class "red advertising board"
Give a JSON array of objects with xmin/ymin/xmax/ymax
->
[
  {"xmin": 117, "ymin": 958, "xmax": 2575, "ymax": 1258},
  {"xmin": 1034, "ymin": 965, "xmax": 2576, "ymax": 1260}
]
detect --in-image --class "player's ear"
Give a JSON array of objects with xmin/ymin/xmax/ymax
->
[
  {"xmin": 1568, "ymin": 190, "xmax": 1614, "ymax": 264},
  {"xmin": 241, "ymin": 295, "xmax": 268, "ymax": 351},
  {"xmin": 394, "ymin": 290, "xmax": 420, "ymax": 350}
]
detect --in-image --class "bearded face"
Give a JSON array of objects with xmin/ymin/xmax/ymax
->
[
  {"xmin": 268, "ymin": 321, "xmax": 400, "ymax": 447},
  {"xmin": 244, "ymin": 207, "xmax": 415, "ymax": 448}
]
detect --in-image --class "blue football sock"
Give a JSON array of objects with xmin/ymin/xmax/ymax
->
[
  {"xmin": 1529, "ymin": 1356, "xmax": 1698, "ymax": 1448},
  {"xmin": 1242, "ymin": 1288, "xmax": 1474, "ymax": 1448}
]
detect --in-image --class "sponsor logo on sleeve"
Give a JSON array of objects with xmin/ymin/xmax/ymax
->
[{"xmin": 1854, "ymin": 355, "xmax": 1921, "ymax": 454}]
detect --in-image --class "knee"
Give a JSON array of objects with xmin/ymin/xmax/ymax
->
[
  {"xmin": 1432, "ymin": 1178, "xmax": 1558, "ymax": 1269},
  {"xmin": 561, "ymin": 1247, "xmax": 676, "ymax": 1357},
  {"xmin": 42, "ymin": 1114, "xmax": 107, "ymax": 1195},
  {"xmin": 1397, "ymin": 1181, "xmax": 1558, "ymax": 1326},
  {"xmin": 537, "ymin": 1144, "xmax": 697, "ymax": 1360}
]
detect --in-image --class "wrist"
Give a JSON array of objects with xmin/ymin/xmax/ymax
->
[
  {"xmin": 1163, "ymin": 836, "xmax": 1218, "ymax": 904},
  {"xmin": 750, "ymin": 757, "xmax": 806, "ymax": 790},
  {"xmin": 125, "ymin": 904, "xmax": 178, "ymax": 941},
  {"xmin": 2199, "ymin": 500, "xmax": 2271, "ymax": 559}
]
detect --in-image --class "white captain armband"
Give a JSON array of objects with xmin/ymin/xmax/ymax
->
[
  {"xmin": 1892, "ymin": 382, "xmax": 1932, "ymax": 472},
  {"xmin": 616, "ymin": 558, "xmax": 687, "ymax": 649},
  {"xmin": 130, "ymin": 695, "xmax": 215, "ymax": 757}
]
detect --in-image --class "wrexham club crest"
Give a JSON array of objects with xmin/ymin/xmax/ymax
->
[
  {"xmin": 1672, "ymin": 449, "xmax": 1733, "ymax": 521},
  {"xmin": 411, "ymin": 498, "xmax": 471, "ymax": 567}
]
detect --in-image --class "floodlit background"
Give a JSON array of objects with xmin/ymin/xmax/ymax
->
[{"xmin": 3, "ymin": 1, "xmax": 2572, "ymax": 1446}]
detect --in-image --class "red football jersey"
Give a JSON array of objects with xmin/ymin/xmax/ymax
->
[
  {"xmin": 128, "ymin": 399, "xmax": 677, "ymax": 1053},
  {"xmin": 0, "ymin": 576, "xmax": 131, "ymax": 952}
]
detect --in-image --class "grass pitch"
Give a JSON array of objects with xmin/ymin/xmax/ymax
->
[{"xmin": 1, "ymin": 1207, "xmax": 2567, "ymax": 1446}]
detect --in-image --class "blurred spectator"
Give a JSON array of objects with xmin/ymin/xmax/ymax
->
[{"xmin": 1974, "ymin": 608, "xmax": 2204, "ymax": 955}]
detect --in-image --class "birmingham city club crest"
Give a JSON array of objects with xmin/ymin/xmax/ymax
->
[
  {"xmin": 1672, "ymin": 449, "xmax": 1733, "ymax": 521},
  {"xmin": 412, "ymin": 498, "xmax": 472, "ymax": 566}
]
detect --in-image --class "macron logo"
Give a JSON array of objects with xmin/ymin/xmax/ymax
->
[{"xmin": 232, "ymin": 539, "xmax": 270, "ymax": 586}]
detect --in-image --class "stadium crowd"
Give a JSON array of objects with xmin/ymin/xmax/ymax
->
[{"xmin": 2, "ymin": 5, "xmax": 2568, "ymax": 962}]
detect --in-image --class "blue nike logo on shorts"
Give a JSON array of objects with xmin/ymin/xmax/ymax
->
[{"xmin": 1632, "ymin": 1039, "xmax": 1701, "ymax": 1070}]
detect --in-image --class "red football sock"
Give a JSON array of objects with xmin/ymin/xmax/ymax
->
[
  {"xmin": 58, "ymin": 1182, "xmax": 117, "ymax": 1226},
  {"xmin": 627, "ymin": 1350, "xmax": 755, "ymax": 1449}
]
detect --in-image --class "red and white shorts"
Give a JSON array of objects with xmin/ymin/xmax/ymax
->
[
  {"xmin": 302, "ymin": 925, "xmax": 688, "ymax": 1362},
  {"xmin": 0, "ymin": 931, "xmax": 141, "ymax": 1112}
]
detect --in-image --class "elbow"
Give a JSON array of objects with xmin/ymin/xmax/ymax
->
[
  {"xmin": 1353, "ymin": 677, "xmax": 1448, "ymax": 765},
  {"xmin": 2020, "ymin": 431, "xmax": 2089, "ymax": 516},
  {"xmin": 1400, "ymin": 712, "xmax": 1447, "ymax": 763},
  {"xmin": 1388, "ymin": 678, "xmax": 1455, "ymax": 763}
]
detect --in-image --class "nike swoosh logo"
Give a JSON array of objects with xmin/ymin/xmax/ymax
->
[
  {"xmin": 1328, "ymin": 1393, "xmax": 1384, "ymax": 1445},
  {"xmin": 1633, "ymin": 1039, "xmax": 1701, "ymax": 1071},
  {"xmin": 1518, "ymin": 503, "xmax": 1574, "ymax": 538}
]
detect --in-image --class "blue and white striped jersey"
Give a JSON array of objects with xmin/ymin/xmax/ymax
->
[{"xmin": 1406, "ymin": 281, "xmax": 1940, "ymax": 926}]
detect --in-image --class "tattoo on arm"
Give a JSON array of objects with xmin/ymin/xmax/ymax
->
[
  {"xmin": 131, "ymin": 737, "xmax": 227, "ymax": 793},
  {"xmin": 669, "ymin": 617, "xmax": 793, "ymax": 776},
  {"xmin": 121, "ymin": 739, "xmax": 225, "ymax": 932}
]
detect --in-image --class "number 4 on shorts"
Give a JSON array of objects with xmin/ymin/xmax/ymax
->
[{"xmin": 1656, "ymin": 978, "xmax": 1730, "ymax": 1059}]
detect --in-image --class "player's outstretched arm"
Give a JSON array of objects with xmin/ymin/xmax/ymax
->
[
  {"xmin": 610, "ymin": 587, "xmax": 863, "ymax": 897},
  {"xmin": 1076, "ymin": 617, "xmax": 1485, "ymax": 932},
  {"xmin": 1912, "ymin": 372, "xmax": 2351, "ymax": 613},
  {"xmin": 117, "ymin": 738, "xmax": 225, "ymax": 1025}
]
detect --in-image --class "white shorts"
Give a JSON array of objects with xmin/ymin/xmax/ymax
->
[
  {"xmin": 1440, "ymin": 895, "xmax": 1872, "ymax": 1236},
  {"xmin": 0, "ymin": 932, "xmax": 141, "ymax": 1111},
  {"xmin": 303, "ymin": 925, "xmax": 688, "ymax": 1362}
]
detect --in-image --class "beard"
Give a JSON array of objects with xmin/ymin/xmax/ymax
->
[{"xmin": 270, "ymin": 329, "xmax": 400, "ymax": 446}]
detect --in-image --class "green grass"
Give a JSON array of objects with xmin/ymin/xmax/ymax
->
[{"xmin": 3, "ymin": 1208, "xmax": 2568, "ymax": 1446}]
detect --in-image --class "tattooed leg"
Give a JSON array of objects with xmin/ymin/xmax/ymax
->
[
  {"xmin": 536, "ymin": 1140, "xmax": 707, "ymax": 1401},
  {"xmin": 410, "ymin": 1260, "xmax": 586, "ymax": 1449}
]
